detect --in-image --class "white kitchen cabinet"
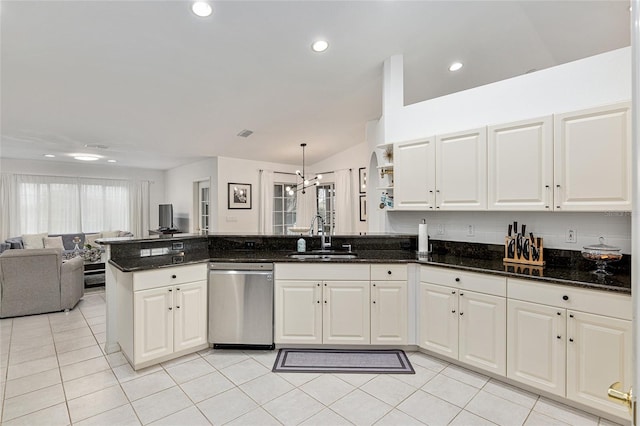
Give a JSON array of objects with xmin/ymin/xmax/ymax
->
[
  {"xmin": 566, "ymin": 310, "xmax": 632, "ymax": 417},
  {"xmin": 371, "ymin": 265, "xmax": 408, "ymax": 345},
  {"xmin": 117, "ymin": 263, "xmax": 209, "ymax": 370},
  {"xmin": 323, "ymin": 281, "xmax": 370, "ymax": 344},
  {"xmin": 275, "ymin": 280, "xmax": 322, "ymax": 344},
  {"xmin": 553, "ymin": 102, "xmax": 631, "ymax": 211},
  {"xmin": 419, "ymin": 266, "xmax": 506, "ymax": 375},
  {"xmin": 393, "ymin": 138, "xmax": 436, "ymax": 210},
  {"xmin": 507, "ymin": 299, "xmax": 566, "ymax": 396},
  {"xmin": 488, "ymin": 116, "xmax": 553, "ymax": 210},
  {"xmin": 507, "ymin": 278, "xmax": 632, "ymax": 419},
  {"xmin": 274, "ymin": 263, "xmax": 371, "ymax": 345},
  {"xmin": 435, "ymin": 127, "xmax": 487, "ymax": 210}
]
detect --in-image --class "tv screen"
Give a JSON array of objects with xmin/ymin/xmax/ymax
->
[{"xmin": 159, "ymin": 204, "xmax": 173, "ymax": 230}]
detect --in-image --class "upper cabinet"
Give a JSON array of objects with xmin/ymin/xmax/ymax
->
[
  {"xmin": 394, "ymin": 128, "xmax": 486, "ymax": 211},
  {"xmin": 394, "ymin": 138, "xmax": 435, "ymax": 210},
  {"xmin": 390, "ymin": 101, "xmax": 631, "ymax": 212},
  {"xmin": 553, "ymin": 102, "xmax": 631, "ymax": 211},
  {"xmin": 488, "ymin": 116, "xmax": 553, "ymax": 211},
  {"xmin": 436, "ymin": 127, "xmax": 487, "ymax": 210}
]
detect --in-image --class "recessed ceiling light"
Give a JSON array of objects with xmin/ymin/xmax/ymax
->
[
  {"xmin": 44, "ymin": 154, "xmax": 55, "ymax": 158},
  {"xmin": 192, "ymin": 1, "xmax": 212, "ymax": 17},
  {"xmin": 73, "ymin": 154, "xmax": 101, "ymax": 161},
  {"xmin": 107, "ymin": 159, "xmax": 117, "ymax": 163},
  {"xmin": 311, "ymin": 40, "xmax": 329, "ymax": 53},
  {"xmin": 449, "ymin": 62, "xmax": 463, "ymax": 72}
]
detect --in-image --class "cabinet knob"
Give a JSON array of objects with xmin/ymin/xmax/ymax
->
[
  {"xmin": 562, "ymin": 295, "xmax": 569, "ymax": 301},
  {"xmin": 176, "ymin": 305, "xmax": 180, "ymax": 309},
  {"xmin": 317, "ymin": 301, "xmax": 320, "ymax": 304},
  {"xmin": 460, "ymin": 292, "xmax": 464, "ymax": 296},
  {"xmin": 324, "ymin": 283, "xmax": 327, "ymax": 286},
  {"xmin": 459, "ymin": 312, "xmax": 464, "ymax": 316},
  {"xmin": 455, "ymin": 277, "xmax": 460, "ymax": 282},
  {"xmin": 324, "ymin": 300, "xmax": 327, "ymax": 304},
  {"xmin": 451, "ymin": 310, "xmax": 456, "ymax": 314},
  {"xmin": 569, "ymin": 314, "xmax": 574, "ymax": 318},
  {"xmin": 557, "ymin": 335, "xmax": 561, "ymax": 339},
  {"xmin": 569, "ymin": 338, "xmax": 574, "ymax": 342},
  {"xmin": 373, "ymin": 283, "xmax": 376, "ymax": 287},
  {"xmin": 168, "ymin": 289, "xmax": 172, "ymax": 292},
  {"xmin": 176, "ymin": 288, "xmax": 180, "ymax": 291},
  {"xmin": 373, "ymin": 301, "xmax": 376, "ymax": 304},
  {"xmin": 168, "ymin": 307, "xmax": 172, "ymax": 310},
  {"xmin": 429, "ymin": 207, "xmax": 433, "ymax": 209},
  {"xmin": 317, "ymin": 283, "xmax": 320, "ymax": 286},
  {"xmin": 451, "ymin": 291, "xmax": 456, "ymax": 294},
  {"xmin": 387, "ymin": 270, "xmax": 392, "ymax": 275},
  {"xmin": 171, "ymin": 274, "xmax": 177, "ymax": 279},
  {"xmin": 436, "ymin": 206, "xmax": 440, "ymax": 209},
  {"xmin": 557, "ymin": 312, "xmax": 561, "ymax": 315}
]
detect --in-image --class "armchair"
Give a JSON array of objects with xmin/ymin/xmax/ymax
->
[{"xmin": 0, "ymin": 248, "xmax": 84, "ymax": 318}]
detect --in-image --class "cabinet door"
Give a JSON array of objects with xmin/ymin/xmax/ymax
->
[
  {"xmin": 134, "ymin": 287, "xmax": 173, "ymax": 365},
  {"xmin": 436, "ymin": 127, "xmax": 487, "ymax": 210},
  {"xmin": 371, "ymin": 281, "xmax": 407, "ymax": 345},
  {"xmin": 554, "ymin": 102, "xmax": 631, "ymax": 211},
  {"xmin": 173, "ymin": 281, "xmax": 208, "ymax": 352},
  {"xmin": 418, "ymin": 282, "xmax": 458, "ymax": 358},
  {"xmin": 394, "ymin": 138, "xmax": 436, "ymax": 210},
  {"xmin": 274, "ymin": 280, "xmax": 322, "ymax": 344},
  {"xmin": 488, "ymin": 116, "xmax": 553, "ymax": 211},
  {"xmin": 566, "ymin": 311, "xmax": 631, "ymax": 418},
  {"xmin": 323, "ymin": 281, "xmax": 370, "ymax": 344},
  {"xmin": 458, "ymin": 291, "xmax": 506, "ymax": 375},
  {"xmin": 507, "ymin": 300, "xmax": 565, "ymax": 396}
]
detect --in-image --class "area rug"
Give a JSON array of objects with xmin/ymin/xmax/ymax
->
[{"xmin": 272, "ymin": 348, "xmax": 415, "ymax": 374}]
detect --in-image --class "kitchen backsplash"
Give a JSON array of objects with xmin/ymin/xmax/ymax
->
[{"xmin": 385, "ymin": 211, "xmax": 631, "ymax": 254}]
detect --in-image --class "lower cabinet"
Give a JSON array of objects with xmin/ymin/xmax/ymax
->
[
  {"xmin": 274, "ymin": 263, "xmax": 408, "ymax": 345},
  {"xmin": 419, "ymin": 279, "xmax": 506, "ymax": 375},
  {"xmin": 117, "ymin": 264, "xmax": 208, "ymax": 370},
  {"xmin": 507, "ymin": 278, "xmax": 632, "ymax": 419}
]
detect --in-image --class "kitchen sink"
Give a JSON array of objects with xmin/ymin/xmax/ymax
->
[{"xmin": 288, "ymin": 251, "xmax": 357, "ymax": 260}]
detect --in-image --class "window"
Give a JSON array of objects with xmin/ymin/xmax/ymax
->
[
  {"xmin": 273, "ymin": 183, "xmax": 297, "ymax": 235},
  {"xmin": 198, "ymin": 180, "xmax": 210, "ymax": 231},
  {"xmin": 316, "ymin": 183, "xmax": 335, "ymax": 235},
  {"xmin": 17, "ymin": 175, "xmax": 130, "ymax": 234}
]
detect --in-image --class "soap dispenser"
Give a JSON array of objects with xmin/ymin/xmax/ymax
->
[{"xmin": 297, "ymin": 237, "xmax": 306, "ymax": 252}]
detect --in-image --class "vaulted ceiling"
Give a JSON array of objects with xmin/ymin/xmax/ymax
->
[{"xmin": 0, "ymin": 1, "xmax": 630, "ymax": 170}]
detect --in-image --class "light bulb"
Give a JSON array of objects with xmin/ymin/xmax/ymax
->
[
  {"xmin": 317, "ymin": 174, "xmax": 322, "ymax": 180},
  {"xmin": 288, "ymin": 190, "xmax": 294, "ymax": 196},
  {"xmin": 315, "ymin": 181, "xmax": 320, "ymax": 186},
  {"xmin": 295, "ymin": 170, "xmax": 301, "ymax": 176},
  {"xmin": 304, "ymin": 180, "xmax": 309, "ymax": 185},
  {"xmin": 285, "ymin": 186, "xmax": 291, "ymax": 192},
  {"xmin": 192, "ymin": 1, "xmax": 212, "ymax": 17}
]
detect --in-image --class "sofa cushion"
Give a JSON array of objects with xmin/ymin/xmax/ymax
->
[
  {"xmin": 101, "ymin": 230, "xmax": 120, "ymax": 238},
  {"xmin": 85, "ymin": 233, "xmax": 102, "ymax": 248},
  {"xmin": 43, "ymin": 236, "xmax": 64, "ymax": 250},
  {"xmin": 22, "ymin": 233, "xmax": 47, "ymax": 249}
]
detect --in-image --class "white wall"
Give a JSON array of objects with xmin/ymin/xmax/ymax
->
[
  {"xmin": 311, "ymin": 142, "xmax": 369, "ymax": 234},
  {"xmin": 164, "ymin": 157, "xmax": 217, "ymax": 232},
  {"xmin": 371, "ymin": 47, "xmax": 632, "ymax": 252},
  {"xmin": 0, "ymin": 158, "xmax": 166, "ymax": 230}
]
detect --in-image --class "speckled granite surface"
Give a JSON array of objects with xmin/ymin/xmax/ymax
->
[{"xmin": 106, "ymin": 234, "xmax": 631, "ymax": 294}]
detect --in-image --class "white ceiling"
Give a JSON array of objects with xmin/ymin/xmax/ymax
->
[{"xmin": 0, "ymin": 0, "xmax": 630, "ymax": 170}]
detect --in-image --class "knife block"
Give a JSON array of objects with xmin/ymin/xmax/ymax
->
[{"xmin": 503, "ymin": 236, "xmax": 545, "ymax": 267}]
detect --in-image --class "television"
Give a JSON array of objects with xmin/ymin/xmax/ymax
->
[{"xmin": 159, "ymin": 204, "xmax": 174, "ymax": 230}]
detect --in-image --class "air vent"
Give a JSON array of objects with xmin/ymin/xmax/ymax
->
[
  {"xmin": 84, "ymin": 143, "xmax": 109, "ymax": 149},
  {"xmin": 237, "ymin": 130, "xmax": 254, "ymax": 138}
]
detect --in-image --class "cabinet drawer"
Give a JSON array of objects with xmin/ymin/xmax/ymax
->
[
  {"xmin": 133, "ymin": 264, "xmax": 207, "ymax": 291},
  {"xmin": 420, "ymin": 266, "xmax": 506, "ymax": 297},
  {"xmin": 508, "ymin": 278, "xmax": 631, "ymax": 320},
  {"xmin": 275, "ymin": 263, "xmax": 369, "ymax": 281},
  {"xmin": 371, "ymin": 264, "xmax": 407, "ymax": 281}
]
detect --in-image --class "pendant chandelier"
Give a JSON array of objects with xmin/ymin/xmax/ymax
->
[{"xmin": 286, "ymin": 143, "xmax": 322, "ymax": 195}]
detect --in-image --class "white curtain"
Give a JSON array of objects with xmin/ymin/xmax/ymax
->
[
  {"xmin": 259, "ymin": 170, "xmax": 274, "ymax": 234},
  {"xmin": 335, "ymin": 169, "xmax": 354, "ymax": 234},
  {"xmin": 129, "ymin": 180, "xmax": 151, "ymax": 238},
  {"xmin": 296, "ymin": 187, "xmax": 317, "ymax": 231},
  {"xmin": 0, "ymin": 173, "xmax": 18, "ymax": 241}
]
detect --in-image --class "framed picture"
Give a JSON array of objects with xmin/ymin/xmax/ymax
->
[
  {"xmin": 359, "ymin": 167, "xmax": 367, "ymax": 194},
  {"xmin": 359, "ymin": 195, "xmax": 367, "ymax": 222},
  {"xmin": 228, "ymin": 183, "xmax": 252, "ymax": 209}
]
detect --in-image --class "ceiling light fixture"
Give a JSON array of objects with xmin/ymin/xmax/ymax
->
[
  {"xmin": 44, "ymin": 154, "xmax": 55, "ymax": 158},
  {"xmin": 107, "ymin": 159, "xmax": 117, "ymax": 163},
  {"xmin": 72, "ymin": 154, "xmax": 101, "ymax": 161},
  {"xmin": 286, "ymin": 143, "xmax": 322, "ymax": 195},
  {"xmin": 192, "ymin": 1, "xmax": 212, "ymax": 17},
  {"xmin": 449, "ymin": 62, "xmax": 463, "ymax": 72},
  {"xmin": 311, "ymin": 40, "xmax": 329, "ymax": 53}
]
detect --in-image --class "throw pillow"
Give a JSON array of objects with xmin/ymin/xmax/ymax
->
[
  {"xmin": 101, "ymin": 230, "xmax": 120, "ymax": 238},
  {"xmin": 43, "ymin": 236, "xmax": 64, "ymax": 250},
  {"xmin": 84, "ymin": 233, "xmax": 102, "ymax": 248},
  {"xmin": 117, "ymin": 230, "xmax": 132, "ymax": 237},
  {"xmin": 21, "ymin": 233, "xmax": 47, "ymax": 249}
]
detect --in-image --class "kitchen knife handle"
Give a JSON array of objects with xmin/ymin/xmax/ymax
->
[
  {"xmin": 508, "ymin": 224, "xmax": 512, "ymax": 237},
  {"xmin": 513, "ymin": 222, "xmax": 518, "ymax": 234},
  {"xmin": 521, "ymin": 224, "xmax": 526, "ymax": 236}
]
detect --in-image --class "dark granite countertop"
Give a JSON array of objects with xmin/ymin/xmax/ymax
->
[{"xmin": 109, "ymin": 249, "xmax": 631, "ymax": 295}]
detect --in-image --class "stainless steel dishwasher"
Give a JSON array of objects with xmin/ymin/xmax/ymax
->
[{"xmin": 208, "ymin": 263, "xmax": 274, "ymax": 349}]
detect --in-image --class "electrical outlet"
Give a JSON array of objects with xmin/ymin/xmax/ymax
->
[
  {"xmin": 566, "ymin": 229, "xmax": 577, "ymax": 243},
  {"xmin": 437, "ymin": 224, "xmax": 445, "ymax": 235},
  {"xmin": 467, "ymin": 225, "xmax": 475, "ymax": 236},
  {"xmin": 245, "ymin": 241, "xmax": 256, "ymax": 249}
]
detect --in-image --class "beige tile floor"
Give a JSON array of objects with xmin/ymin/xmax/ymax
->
[{"xmin": 0, "ymin": 289, "xmax": 625, "ymax": 426}]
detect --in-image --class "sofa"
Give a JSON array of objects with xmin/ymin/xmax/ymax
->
[
  {"xmin": 0, "ymin": 248, "xmax": 84, "ymax": 318},
  {"xmin": 5, "ymin": 230, "xmax": 133, "ymax": 254}
]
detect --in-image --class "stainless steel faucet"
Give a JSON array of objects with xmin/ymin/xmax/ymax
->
[{"xmin": 309, "ymin": 214, "xmax": 331, "ymax": 249}]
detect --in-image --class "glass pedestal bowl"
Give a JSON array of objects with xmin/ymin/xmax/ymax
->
[{"xmin": 581, "ymin": 237, "xmax": 623, "ymax": 276}]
